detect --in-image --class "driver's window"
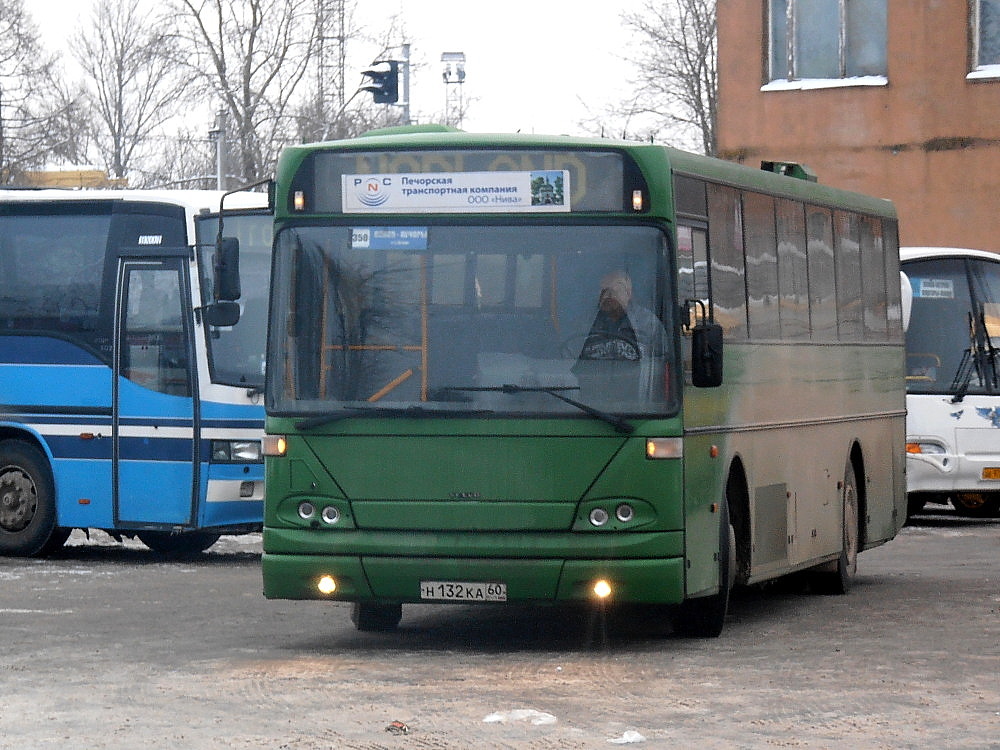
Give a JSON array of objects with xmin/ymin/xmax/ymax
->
[{"xmin": 122, "ymin": 266, "xmax": 191, "ymax": 397}]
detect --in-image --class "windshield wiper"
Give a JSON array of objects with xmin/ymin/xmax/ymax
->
[
  {"xmin": 950, "ymin": 310, "xmax": 1000, "ymax": 403},
  {"xmin": 443, "ymin": 384, "xmax": 634, "ymax": 434}
]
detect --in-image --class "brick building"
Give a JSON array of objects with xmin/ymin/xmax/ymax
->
[{"xmin": 717, "ymin": 1, "xmax": 1000, "ymax": 251}]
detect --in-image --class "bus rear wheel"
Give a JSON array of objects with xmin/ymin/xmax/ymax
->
[
  {"xmin": 951, "ymin": 492, "xmax": 1000, "ymax": 518},
  {"xmin": 813, "ymin": 458, "xmax": 859, "ymax": 595},
  {"xmin": 351, "ymin": 602, "xmax": 402, "ymax": 632},
  {"xmin": 137, "ymin": 530, "xmax": 221, "ymax": 556},
  {"xmin": 0, "ymin": 440, "xmax": 61, "ymax": 557}
]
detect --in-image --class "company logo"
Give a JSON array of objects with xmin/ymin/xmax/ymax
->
[{"xmin": 354, "ymin": 176, "xmax": 392, "ymax": 207}]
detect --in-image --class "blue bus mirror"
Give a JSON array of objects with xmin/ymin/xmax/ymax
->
[{"xmin": 203, "ymin": 301, "xmax": 241, "ymax": 328}]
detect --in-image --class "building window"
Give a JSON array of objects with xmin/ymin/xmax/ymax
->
[
  {"xmin": 973, "ymin": 0, "xmax": 1000, "ymax": 73},
  {"xmin": 768, "ymin": 0, "xmax": 887, "ymax": 82}
]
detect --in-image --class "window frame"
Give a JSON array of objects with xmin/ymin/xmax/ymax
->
[
  {"xmin": 970, "ymin": 0, "xmax": 1000, "ymax": 79},
  {"xmin": 766, "ymin": 0, "xmax": 888, "ymax": 88}
]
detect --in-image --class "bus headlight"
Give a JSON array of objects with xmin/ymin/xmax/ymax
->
[
  {"xmin": 297, "ymin": 501, "xmax": 316, "ymax": 520},
  {"xmin": 262, "ymin": 435, "xmax": 287, "ymax": 457},
  {"xmin": 211, "ymin": 440, "xmax": 263, "ymax": 463}
]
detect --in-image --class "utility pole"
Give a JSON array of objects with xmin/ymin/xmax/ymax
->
[
  {"xmin": 441, "ymin": 52, "xmax": 466, "ymax": 128},
  {"xmin": 208, "ymin": 109, "xmax": 228, "ymax": 190}
]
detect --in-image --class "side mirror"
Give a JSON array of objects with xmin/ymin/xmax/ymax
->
[
  {"xmin": 203, "ymin": 301, "xmax": 241, "ymax": 328},
  {"xmin": 691, "ymin": 320, "xmax": 724, "ymax": 388},
  {"xmin": 214, "ymin": 237, "xmax": 241, "ymax": 302}
]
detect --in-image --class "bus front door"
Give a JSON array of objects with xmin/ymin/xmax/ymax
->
[{"xmin": 113, "ymin": 258, "xmax": 199, "ymax": 527}]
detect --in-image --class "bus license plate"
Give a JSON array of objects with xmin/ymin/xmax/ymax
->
[
  {"xmin": 982, "ymin": 467, "xmax": 1000, "ymax": 480},
  {"xmin": 420, "ymin": 581, "xmax": 507, "ymax": 602}
]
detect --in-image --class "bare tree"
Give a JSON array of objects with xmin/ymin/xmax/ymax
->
[
  {"xmin": 0, "ymin": 0, "xmax": 78, "ymax": 183},
  {"xmin": 620, "ymin": 0, "xmax": 717, "ymax": 155},
  {"xmin": 166, "ymin": 0, "xmax": 318, "ymax": 185},
  {"xmin": 71, "ymin": 0, "xmax": 185, "ymax": 182},
  {"xmin": 140, "ymin": 130, "xmax": 218, "ymax": 190}
]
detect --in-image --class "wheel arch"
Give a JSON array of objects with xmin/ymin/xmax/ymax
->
[
  {"xmin": 849, "ymin": 440, "xmax": 867, "ymax": 551},
  {"xmin": 726, "ymin": 456, "xmax": 751, "ymax": 585}
]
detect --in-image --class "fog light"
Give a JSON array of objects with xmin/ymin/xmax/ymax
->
[
  {"xmin": 589, "ymin": 508, "xmax": 609, "ymax": 527},
  {"xmin": 317, "ymin": 575, "xmax": 337, "ymax": 594},
  {"xmin": 615, "ymin": 503, "xmax": 634, "ymax": 523},
  {"xmin": 321, "ymin": 506, "xmax": 341, "ymax": 525},
  {"xmin": 298, "ymin": 501, "xmax": 316, "ymax": 520},
  {"xmin": 593, "ymin": 579, "xmax": 612, "ymax": 599}
]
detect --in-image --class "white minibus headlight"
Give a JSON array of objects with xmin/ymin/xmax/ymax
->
[{"xmin": 906, "ymin": 442, "xmax": 945, "ymax": 455}]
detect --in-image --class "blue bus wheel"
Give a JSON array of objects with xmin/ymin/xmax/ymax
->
[
  {"xmin": 137, "ymin": 530, "xmax": 221, "ymax": 556},
  {"xmin": 0, "ymin": 440, "xmax": 60, "ymax": 557}
]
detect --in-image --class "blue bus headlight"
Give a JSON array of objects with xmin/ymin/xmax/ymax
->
[{"xmin": 211, "ymin": 440, "xmax": 263, "ymax": 463}]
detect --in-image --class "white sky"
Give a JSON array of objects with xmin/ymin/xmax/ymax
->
[{"xmin": 37, "ymin": 0, "xmax": 645, "ymax": 137}]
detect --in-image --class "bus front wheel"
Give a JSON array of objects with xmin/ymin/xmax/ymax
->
[
  {"xmin": 671, "ymin": 499, "xmax": 734, "ymax": 638},
  {"xmin": 351, "ymin": 602, "xmax": 402, "ymax": 632},
  {"xmin": 951, "ymin": 492, "xmax": 1000, "ymax": 518},
  {"xmin": 0, "ymin": 440, "xmax": 63, "ymax": 557}
]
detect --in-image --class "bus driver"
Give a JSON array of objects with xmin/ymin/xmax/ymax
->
[{"xmin": 578, "ymin": 270, "xmax": 666, "ymax": 362}]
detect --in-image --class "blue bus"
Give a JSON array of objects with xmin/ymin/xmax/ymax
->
[{"xmin": 0, "ymin": 189, "xmax": 271, "ymax": 556}]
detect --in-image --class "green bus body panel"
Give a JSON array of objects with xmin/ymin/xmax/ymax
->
[
  {"xmin": 262, "ymin": 552, "xmax": 685, "ymax": 604},
  {"xmin": 263, "ymin": 527, "xmax": 684, "ymax": 559},
  {"xmin": 325, "ymin": 434, "xmax": 623, "ymax": 502},
  {"xmin": 263, "ymin": 419, "xmax": 688, "ymax": 605}
]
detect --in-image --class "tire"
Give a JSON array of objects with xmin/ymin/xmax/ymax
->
[
  {"xmin": 813, "ymin": 458, "xmax": 859, "ymax": 595},
  {"xmin": 137, "ymin": 530, "xmax": 221, "ymax": 556},
  {"xmin": 951, "ymin": 493, "xmax": 1000, "ymax": 518},
  {"xmin": 0, "ymin": 440, "xmax": 60, "ymax": 557},
  {"xmin": 671, "ymin": 498, "xmax": 734, "ymax": 638},
  {"xmin": 906, "ymin": 494, "xmax": 926, "ymax": 518},
  {"xmin": 351, "ymin": 602, "xmax": 403, "ymax": 632}
]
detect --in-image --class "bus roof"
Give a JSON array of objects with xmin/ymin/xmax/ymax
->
[
  {"xmin": 277, "ymin": 128, "xmax": 897, "ymax": 220},
  {"xmin": 901, "ymin": 246, "xmax": 1000, "ymax": 262},
  {"xmin": 0, "ymin": 188, "xmax": 268, "ymax": 214}
]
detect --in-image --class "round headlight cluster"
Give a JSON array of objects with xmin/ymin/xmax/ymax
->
[
  {"xmin": 297, "ymin": 501, "xmax": 343, "ymax": 525},
  {"xmin": 588, "ymin": 503, "xmax": 636, "ymax": 527}
]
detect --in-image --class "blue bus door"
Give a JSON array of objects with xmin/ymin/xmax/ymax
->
[{"xmin": 113, "ymin": 256, "xmax": 199, "ymax": 527}]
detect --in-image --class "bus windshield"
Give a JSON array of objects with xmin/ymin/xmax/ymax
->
[
  {"xmin": 196, "ymin": 212, "xmax": 273, "ymax": 389},
  {"xmin": 905, "ymin": 255, "xmax": 1000, "ymax": 396},
  {"xmin": 268, "ymin": 222, "xmax": 676, "ymax": 418}
]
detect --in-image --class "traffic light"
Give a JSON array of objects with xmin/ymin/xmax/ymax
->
[{"xmin": 361, "ymin": 61, "xmax": 399, "ymax": 104}]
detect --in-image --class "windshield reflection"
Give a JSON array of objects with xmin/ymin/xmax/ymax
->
[{"xmin": 269, "ymin": 223, "xmax": 677, "ymax": 418}]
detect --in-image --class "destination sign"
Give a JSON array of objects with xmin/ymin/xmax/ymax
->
[
  {"xmin": 342, "ymin": 171, "xmax": 570, "ymax": 213},
  {"xmin": 303, "ymin": 149, "xmax": 630, "ymax": 213}
]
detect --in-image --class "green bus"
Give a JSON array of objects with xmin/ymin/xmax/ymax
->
[{"xmin": 261, "ymin": 126, "xmax": 907, "ymax": 637}]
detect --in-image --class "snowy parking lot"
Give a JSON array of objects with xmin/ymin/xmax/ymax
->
[{"xmin": 1, "ymin": 507, "xmax": 997, "ymax": 749}]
